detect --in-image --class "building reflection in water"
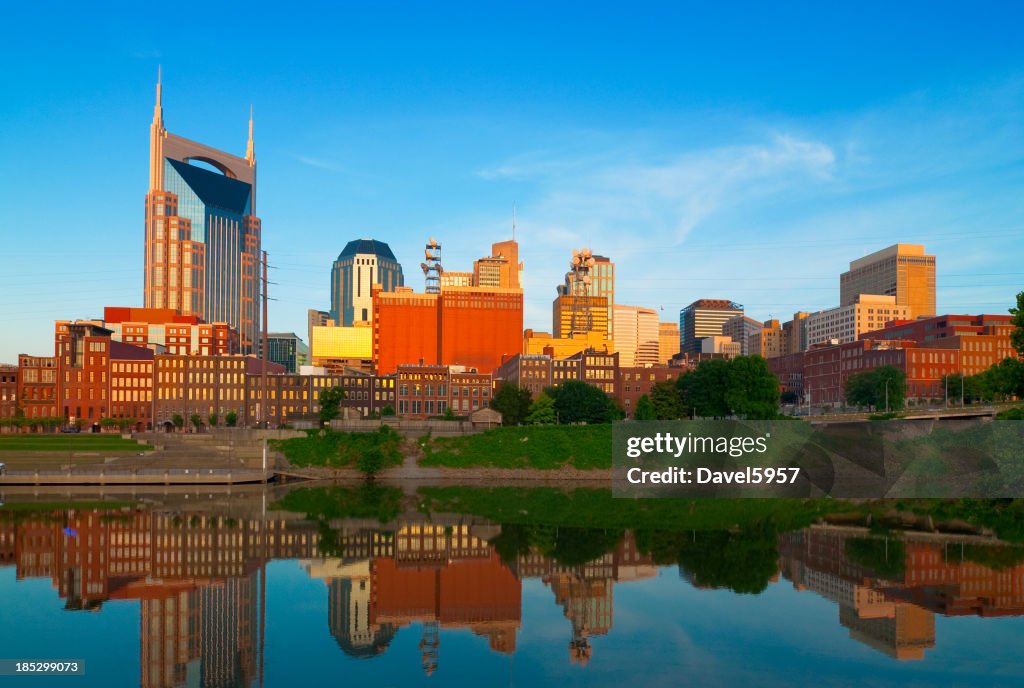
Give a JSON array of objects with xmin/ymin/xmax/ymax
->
[
  {"xmin": 1, "ymin": 508, "xmax": 319, "ymax": 688},
  {"xmin": 778, "ymin": 525, "xmax": 1024, "ymax": 660},
  {"xmin": 3, "ymin": 507, "xmax": 1024, "ymax": 683}
]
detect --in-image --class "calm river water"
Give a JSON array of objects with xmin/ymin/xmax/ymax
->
[{"xmin": 1, "ymin": 486, "xmax": 1022, "ymax": 687}]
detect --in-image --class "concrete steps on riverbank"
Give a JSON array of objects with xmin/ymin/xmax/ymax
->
[{"xmin": 134, "ymin": 429, "xmax": 306, "ymax": 468}]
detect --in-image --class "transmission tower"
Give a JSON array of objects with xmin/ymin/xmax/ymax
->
[
  {"xmin": 568, "ymin": 247, "xmax": 596, "ymax": 335},
  {"xmin": 421, "ymin": 238, "xmax": 443, "ymax": 294}
]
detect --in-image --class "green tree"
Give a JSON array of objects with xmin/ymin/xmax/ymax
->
[
  {"xmin": 685, "ymin": 358, "xmax": 732, "ymax": 418},
  {"xmin": 873, "ymin": 365, "xmax": 906, "ymax": 412},
  {"xmin": 547, "ymin": 381, "xmax": 617, "ymax": 424},
  {"xmin": 649, "ymin": 380, "xmax": 684, "ymax": 419},
  {"xmin": 845, "ymin": 370, "xmax": 876, "ymax": 409},
  {"xmin": 844, "ymin": 537, "xmax": 906, "ymax": 580},
  {"xmin": 319, "ymin": 386, "xmax": 346, "ymax": 426},
  {"xmin": 490, "ymin": 383, "xmax": 533, "ymax": 426},
  {"xmin": 225, "ymin": 410, "xmax": 238, "ymax": 427},
  {"xmin": 846, "ymin": 366, "xmax": 906, "ymax": 411},
  {"xmin": 525, "ymin": 393, "xmax": 557, "ymax": 425},
  {"xmin": 208, "ymin": 413, "xmax": 219, "ymax": 428},
  {"xmin": 380, "ymin": 404, "xmax": 395, "ymax": 417},
  {"xmin": 357, "ymin": 446, "xmax": 385, "ymax": 479},
  {"xmin": 634, "ymin": 394, "xmax": 656, "ymax": 420},
  {"xmin": 724, "ymin": 355, "xmax": 779, "ymax": 419},
  {"xmin": 1010, "ymin": 290, "xmax": 1024, "ymax": 356},
  {"xmin": 189, "ymin": 413, "xmax": 202, "ymax": 431},
  {"xmin": 442, "ymin": 407, "xmax": 457, "ymax": 421},
  {"xmin": 172, "ymin": 414, "xmax": 185, "ymax": 431},
  {"xmin": 676, "ymin": 528, "xmax": 781, "ymax": 595},
  {"xmin": 988, "ymin": 357, "xmax": 1024, "ymax": 399}
]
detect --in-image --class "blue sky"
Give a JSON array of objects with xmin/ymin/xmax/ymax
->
[{"xmin": 1, "ymin": 1, "xmax": 1023, "ymax": 362}]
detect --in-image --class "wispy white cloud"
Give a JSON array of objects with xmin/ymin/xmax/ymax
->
[
  {"xmin": 471, "ymin": 79, "xmax": 1024, "ymax": 328},
  {"xmin": 292, "ymin": 154, "xmax": 342, "ymax": 171},
  {"xmin": 475, "ymin": 133, "xmax": 839, "ymax": 324}
]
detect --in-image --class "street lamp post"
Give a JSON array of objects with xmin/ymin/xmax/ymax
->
[{"xmin": 885, "ymin": 378, "xmax": 891, "ymax": 414}]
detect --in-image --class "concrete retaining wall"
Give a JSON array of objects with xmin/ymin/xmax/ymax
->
[{"xmin": 328, "ymin": 418, "xmax": 489, "ymax": 437}]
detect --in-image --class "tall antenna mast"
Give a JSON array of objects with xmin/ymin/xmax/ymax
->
[
  {"xmin": 512, "ymin": 203, "xmax": 516, "ymax": 241},
  {"xmin": 421, "ymin": 238, "xmax": 442, "ymax": 294},
  {"xmin": 568, "ymin": 247, "xmax": 595, "ymax": 335}
]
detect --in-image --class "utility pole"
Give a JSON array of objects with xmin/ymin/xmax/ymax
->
[{"xmin": 261, "ymin": 250, "xmax": 269, "ymax": 429}]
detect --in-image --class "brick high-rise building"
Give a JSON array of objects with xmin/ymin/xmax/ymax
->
[
  {"xmin": 373, "ymin": 288, "xmax": 442, "ymax": 374},
  {"xmin": 143, "ymin": 72, "xmax": 262, "ymax": 353},
  {"xmin": 51, "ymin": 323, "xmax": 155, "ymax": 429},
  {"xmin": 373, "ymin": 286, "xmax": 522, "ymax": 376},
  {"xmin": 54, "ymin": 322, "xmax": 113, "ymax": 427},
  {"xmin": 840, "ymin": 244, "xmax": 936, "ymax": 319}
]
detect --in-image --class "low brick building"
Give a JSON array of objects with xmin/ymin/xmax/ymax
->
[
  {"xmin": 154, "ymin": 354, "xmax": 281, "ymax": 427},
  {"xmin": 396, "ymin": 365, "xmax": 493, "ymax": 419},
  {"xmin": 616, "ymin": 366, "xmax": 682, "ymax": 417},
  {"xmin": 0, "ymin": 364, "xmax": 18, "ymax": 421},
  {"xmin": 17, "ymin": 355, "xmax": 57, "ymax": 421},
  {"xmin": 804, "ymin": 339, "xmax": 959, "ymax": 406}
]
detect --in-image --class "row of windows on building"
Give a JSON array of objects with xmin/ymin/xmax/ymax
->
[{"xmin": 398, "ymin": 384, "xmax": 489, "ymax": 398}]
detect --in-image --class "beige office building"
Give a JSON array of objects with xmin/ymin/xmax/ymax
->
[
  {"xmin": 840, "ymin": 244, "xmax": 936, "ymax": 319},
  {"xmin": 658, "ymin": 322, "xmax": 680, "ymax": 364},
  {"xmin": 749, "ymin": 319, "xmax": 788, "ymax": 359},
  {"xmin": 805, "ymin": 294, "xmax": 912, "ymax": 348},
  {"xmin": 612, "ymin": 305, "xmax": 660, "ymax": 367}
]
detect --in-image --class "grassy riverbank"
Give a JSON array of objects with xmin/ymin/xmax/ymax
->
[
  {"xmin": 420, "ymin": 424, "xmax": 612, "ymax": 469},
  {"xmin": 271, "ymin": 427, "xmax": 404, "ymax": 469},
  {"xmin": 0, "ymin": 435, "xmax": 149, "ymax": 454}
]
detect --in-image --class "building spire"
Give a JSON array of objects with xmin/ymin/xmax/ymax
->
[
  {"xmin": 149, "ymin": 66, "xmax": 166, "ymax": 192},
  {"xmin": 246, "ymin": 104, "xmax": 255, "ymax": 165},
  {"xmin": 153, "ymin": 65, "xmax": 163, "ymax": 127}
]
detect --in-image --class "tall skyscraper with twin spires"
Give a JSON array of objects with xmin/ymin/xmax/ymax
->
[{"xmin": 143, "ymin": 71, "xmax": 262, "ymax": 353}]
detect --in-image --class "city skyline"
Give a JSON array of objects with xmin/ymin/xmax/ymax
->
[{"xmin": 2, "ymin": 4, "xmax": 1024, "ymax": 363}]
